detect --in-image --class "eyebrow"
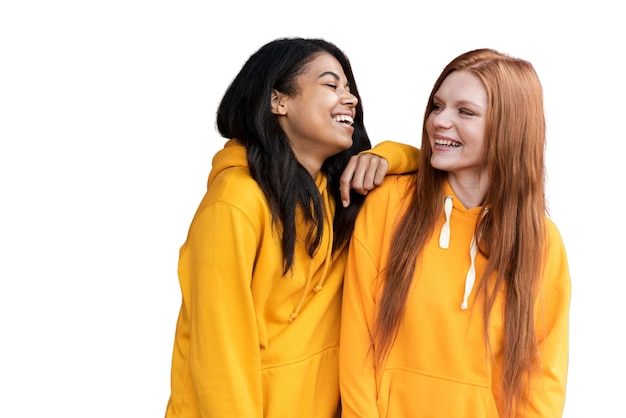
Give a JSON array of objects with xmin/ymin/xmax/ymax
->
[
  {"xmin": 318, "ymin": 71, "xmax": 351, "ymax": 89},
  {"xmin": 433, "ymin": 94, "xmax": 484, "ymax": 110},
  {"xmin": 318, "ymin": 71, "xmax": 340, "ymax": 81}
]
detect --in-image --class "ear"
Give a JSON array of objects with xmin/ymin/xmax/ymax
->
[{"xmin": 271, "ymin": 89, "xmax": 288, "ymax": 115}]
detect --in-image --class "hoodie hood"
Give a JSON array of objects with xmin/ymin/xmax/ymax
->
[
  {"xmin": 207, "ymin": 139, "xmax": 336, "ymax": 324},
  {"xmin": 207, "ymin": 139, "xmax": 248, "ymax": 187}
]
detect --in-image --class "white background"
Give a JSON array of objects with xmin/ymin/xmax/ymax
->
[{"xmin": 1, "ymin": 1, "xmax": 623, "ymax": 417}]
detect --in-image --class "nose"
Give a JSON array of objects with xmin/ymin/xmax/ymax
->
[
  {"xmin": 429, "ymin": 108, "xmax": 452, "ymax": 129},
  {"xmin": 342, "ymin": 90, "xmax": 358, "ymax": 107}
]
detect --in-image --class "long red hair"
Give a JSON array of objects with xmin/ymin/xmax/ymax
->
[{"xmin": 374, "ymin": 49, "xmax": 547, "ymax": 417}]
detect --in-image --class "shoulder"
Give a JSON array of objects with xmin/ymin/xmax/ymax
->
[
  {"xmin": 190, "ymin": 167, "xmax": 270, "ymax": 234},
  {"xmin": 542, "ymin": 217, "xmax": 572, "ymax": 292},
  {"xmin": 361, "ymin": 173, "xmax": 415, "ymax": 214},
  {"xmin": 544, "ymin": 217, "xmax": 568, "ymax": 259},
  {"xmin": 209, "ymin": 164, "xmax": 260, "ymax": 196},
  {"xmin": 353, "ymin": 174, "xmax": 415, "ymax": 243}
]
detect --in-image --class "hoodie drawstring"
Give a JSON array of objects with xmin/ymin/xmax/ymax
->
[
  {"xmin": 288, "ymin": 261, "xmax": 315, "ymax": 323},
  {"xmin": 439, "ymin": 196, "xmax": 453, "ymax": 249},
  {"xmin": 461, "ymin": 236, "xmax": 478, "ymax": 310},
  {"xmin": 437, "ymin": 195, "xmax": 479, "ymax": 310},
  {"xmin": 288, "ymin": 185, "xmax": 334, "ymax": 323}
]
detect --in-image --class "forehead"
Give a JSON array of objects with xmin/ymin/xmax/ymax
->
[
  {"xmin": 437, "ymin": 70, "xmax": 487, "ymax": 104},
  {"xmin": 300, "ymin": 52, "xmax": 347, "ymax": 80}
]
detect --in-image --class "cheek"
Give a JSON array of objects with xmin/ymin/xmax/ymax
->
[
  {"xmin": 424, "ymin": 115, "xmax": 434, "ymax": 134},
  {"xmin": 474, "ymin": 132, "xmax": 487, "ymax": 151}
]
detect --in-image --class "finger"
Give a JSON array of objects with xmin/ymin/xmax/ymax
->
[
  {"xmin": 339, "ymin": 155, "xmax": 358, "ymax": 207},
  {"xmin": 349, "ymin": 158, "xmax": 370, "ymax": 195},
  {"xmin": 372, "ymin": 158, "xmax": 389, "ymax": 186},
  {"xmin": 359, "ymin": 156, "xmax": 388, "ymax": 191}
]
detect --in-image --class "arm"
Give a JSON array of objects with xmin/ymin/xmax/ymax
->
[
  {"xmin": 185, "ymin": 201, "xmax": 264, "ymax": 417},
  {"xmin": 524, "ymin": 222, "xmax": 571, "ymax": 417},
  {"xmin": 340, "ymin": 140, "xmax": 420, "ymax": 207},
  {"xmin": 339, "ymin": 226, "xmax": 382, "ymax": 417}
]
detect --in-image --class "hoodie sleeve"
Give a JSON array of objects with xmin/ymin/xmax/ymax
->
[
  {"xmin": 180, "ymin": 199, "xmax": 264, "ymax": 417},
  {"xmin": 522, "ymin": 220, "xmax": 571, "ymax": 418},
  {"xmin": 340, "ymin": 237, "xmax": 380, "ymax": 417},
  {"xmin": 339, "ymin": 180, "xmax": 403, "ymax": 418},
  {"xmin": 363, "ymin": 140, "xmax": 420, "ymax": 174}
]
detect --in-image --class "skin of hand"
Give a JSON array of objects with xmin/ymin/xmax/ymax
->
[{"xmin": 339, "ymin": 153, "xmax": 389, "ymax": 207}]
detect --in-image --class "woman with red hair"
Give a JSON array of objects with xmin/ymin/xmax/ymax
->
[{"xmin": 339, "ymin": 48, "xmax": 571, "ymax": 417}]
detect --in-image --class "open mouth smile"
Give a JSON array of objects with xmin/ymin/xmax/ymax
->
[
  {"xmin": 333, "ymin": 114, "xmax": 354, "ymax": 126},
  {"xmin": 434, "ymin": 138, "xmax": 461, "ymax": 148}
]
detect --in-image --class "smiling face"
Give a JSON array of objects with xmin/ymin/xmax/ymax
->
[
  {"xmin": 426, "ymin": 70, "xmax": 488, "ymax": 184},
  {"xmin": 272, "ymin": 52, "xmax": 358, "ymax": 177}
]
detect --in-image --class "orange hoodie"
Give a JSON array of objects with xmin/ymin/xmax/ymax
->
[{"xmin": 340, "ymin": 175, "xmax": 571, "ymax": 418}]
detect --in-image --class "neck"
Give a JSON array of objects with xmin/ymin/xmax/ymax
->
[
  {"xmin": 447, "ymin": 172, "xmax": 489, "ymax": 209},
  {"xmin": 293, "ymin": 152, "xmax": 322, "ymax": 178}
]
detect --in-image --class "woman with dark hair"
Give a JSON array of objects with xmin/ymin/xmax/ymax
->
[
  {"xmin": 164, "ymin": 38, "xmax": 419, "ymax": 417},
  {"xmin": 339, "ymin": 49, "xmax": 571, "ymax": 417}
]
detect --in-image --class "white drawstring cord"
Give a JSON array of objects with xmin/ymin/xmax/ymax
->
[
  {"xmin": 461, "ymin": 236, "xmax": 478, "ymax": 310},
  {"xmin": 439, "ymin": 196, "xmax": 453, "ymax": 249}
]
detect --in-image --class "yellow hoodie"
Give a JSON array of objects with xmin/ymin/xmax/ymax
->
[
  {"xmin": 339, "ymin": 175, "xmax": 571, "ymax": 418},
  {"xmin": 165, "ymin": 140, "xmax": 419, "ymax": 418}
]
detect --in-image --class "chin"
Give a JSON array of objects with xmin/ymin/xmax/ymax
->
[
  {"xmin": 335, "ymin": 138, "xmax": 353, "ymax": 152},
  {"xmin": 430, "ymin": 156, "xmax": 447, "ymax": 171}
]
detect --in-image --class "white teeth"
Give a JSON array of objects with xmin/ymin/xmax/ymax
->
[
  {"xmin": 435, "ymin": 138, "xmax": 461, "ymax": 147},
  {"xmin": 333, "ymin": 114, "xmax": 354, "ymax": 125}
]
